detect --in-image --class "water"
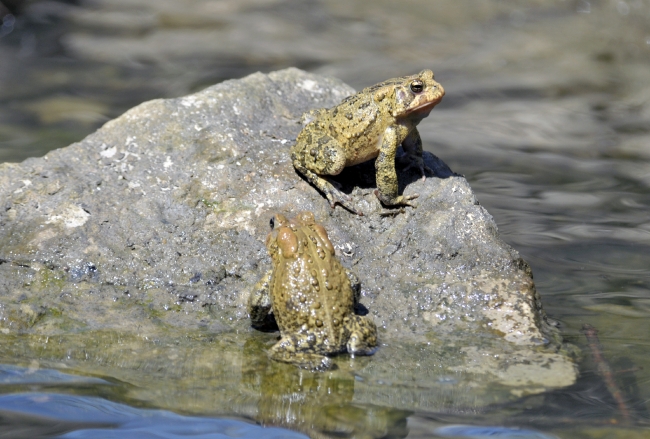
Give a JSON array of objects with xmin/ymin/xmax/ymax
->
[
  {"xmin": 1, "ymin": 0, "xmax": 650, "ymax": 437},
  {"xmin": 0, "ymin": 380, "xmax": 308, "ymax": 438}
]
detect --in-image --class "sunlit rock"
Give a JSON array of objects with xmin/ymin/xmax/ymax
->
[{"xmin": 0, "ymin": 69, "xmax": 578, "ymax": 415}]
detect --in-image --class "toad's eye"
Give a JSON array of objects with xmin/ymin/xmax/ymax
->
[
  {"xmin": 269, "ymin": 217, "xmax": 275, "ymax": 229},
  {"xmin": 410, "ymin": 80, "xmax": 424, "ymax": 93}
]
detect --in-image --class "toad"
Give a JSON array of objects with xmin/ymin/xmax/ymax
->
[
  {"xmin": 248, "ymin": 211, "xmax": 377, "ymax": 370},
  {"xmin": 291, "ymin": 69, "xmax": 444, "ymax": 214}
]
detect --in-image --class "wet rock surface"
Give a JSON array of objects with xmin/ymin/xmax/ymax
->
[{"xmin": 0, "ymin": 68, "xmax": 577, "ymax": 398}]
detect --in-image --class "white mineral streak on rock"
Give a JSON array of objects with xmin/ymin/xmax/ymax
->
[
  {"xmin": 299, "ymin": 79, "xmax": 321, "ymax": 93},
  {"xmin": 46, "ymin": 204, "xmax": 90, "ymax": 228},
  {"xmin": 100, "ymin": 146, "xmax": 117, "ymax": 158},
  {"xmin": 205, "ymin": 207, "xmax": 254, "ymax": 234},
  {"xmin": 180, "ymin": 95, "xmax": 201, "ymax": 108},
  {"xmin": 13, "ymin": 179, "xmax": 32, "ymax": 194}
]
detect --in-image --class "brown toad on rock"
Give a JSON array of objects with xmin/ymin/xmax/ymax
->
[
  {"xmin": 291, "ymin": 69, "xmax": 445, "ymax": 214},
  {"xmin": 248, "ymin": 211, "xmax": 377, "ymax": 370}
]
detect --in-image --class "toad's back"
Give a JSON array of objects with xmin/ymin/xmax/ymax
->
[
  {"xmin": 270, "ymin": 222, "xmax": 355, "ymax": 354},
  {"xmin": 249, "ymin": 211, "xmax": 378, "ymax": 369}
]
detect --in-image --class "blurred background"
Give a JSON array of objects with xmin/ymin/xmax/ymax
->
[{"xmin": 1, "ymin": 0, "xmax": 650, "ymax": 437}]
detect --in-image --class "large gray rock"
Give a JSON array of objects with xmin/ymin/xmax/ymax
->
[{"xmin": 0, "ymin": 69, "xmax": 577, "ymax": 409}]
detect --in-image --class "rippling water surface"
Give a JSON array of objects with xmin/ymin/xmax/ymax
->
[{"xmin": 1, "ymin": 0, "xmax": 650, "ymax": 437}]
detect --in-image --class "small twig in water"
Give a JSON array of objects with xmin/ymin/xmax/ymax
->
[{"xmin": 582, "ymin": 323, "xmax": 632, "ymax": 423}]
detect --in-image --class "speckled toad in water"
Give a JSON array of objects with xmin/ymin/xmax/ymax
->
[
  {"xmin": 292, "ymin": 69, "xmax": 444, "ymax": 214},
  {"xmin": 248, "ymin": 211, "xmax": 377, "ymax": 370}
]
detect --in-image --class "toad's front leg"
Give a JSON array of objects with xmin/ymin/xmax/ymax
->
[{"xmin": 374, "ymin": 126, "xmax": 419, "ymax": 207}]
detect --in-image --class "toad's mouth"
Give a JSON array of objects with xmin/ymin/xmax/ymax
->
[{"xmin": 408, "ymin": 99, "xmax": 442, "ymax": 115}]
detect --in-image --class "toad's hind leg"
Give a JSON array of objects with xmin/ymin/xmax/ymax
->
[
  {"xmin": 269, "ymin": 334, "xmax": 333, "ymax": 371},
  {"xmin": 346, "ymin": 315, "xmax": 378, "ymax": 356},
  {"xmin": 292, "ymin": 137, "xmax": 362, "ymax": 215},
  {"xmin": 248, "ymin": 270, "xmax": 273, "ymax": 329}
]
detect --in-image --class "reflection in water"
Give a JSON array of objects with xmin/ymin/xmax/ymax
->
[
  {"xmin": 0, "ymin": 332, "xmax": 415, "ymax": 438},
  {"xmin": 240, "ymin": 338, "xmax": 410, "ymax": 439},
  {"xmin": 0, "ymin": 14, "xmax": 15, "ymax": 38},
  {"xmin": 435, "ymin": 424, "xmax": 558, "ymax": 439},
  {"xmin": 0, "ymin": 330, "xmax": 647, "ymax": 438}
]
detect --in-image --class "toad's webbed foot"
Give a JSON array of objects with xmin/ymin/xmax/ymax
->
[
  {"xmin": 269, "ymin": 334, "xmax": 334, "ymax": 371},
  {"xmin": 374, "ymin": 189, "xmax": 418, "ymax": 209},
  {"xmin": 293, "ymin": 160, "xmax": 363, "ymax": 216},
  {"xmin": 346, "ymin": 315, "xmax": 378, "ymax": 356},
  {"xmin": 327, "ymin": 191, "xmax": 364, "ymax": 216}
]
